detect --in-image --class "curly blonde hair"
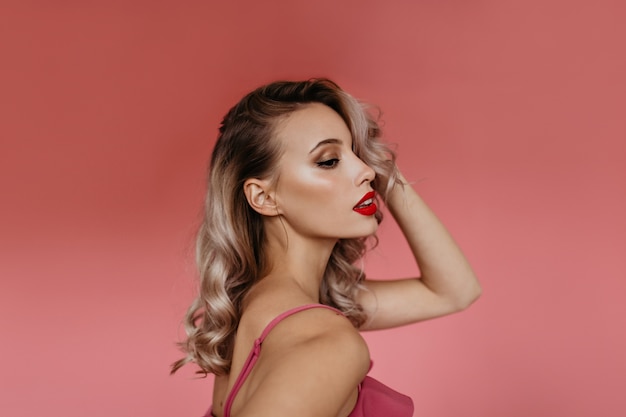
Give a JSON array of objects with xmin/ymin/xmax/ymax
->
[{"xmin": 171, "ymin": 78, "xmax": 399, "ymax": 376}]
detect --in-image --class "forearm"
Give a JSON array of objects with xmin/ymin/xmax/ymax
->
[{"xmin": 387, "ymin": 173, "xmax": 481, "ymax": 309}]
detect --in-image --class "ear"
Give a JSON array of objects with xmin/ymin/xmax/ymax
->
[{"xmin": 243, "ymin": 178, "xmax": 280, "ymax": 216}]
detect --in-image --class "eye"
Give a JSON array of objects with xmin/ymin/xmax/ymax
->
[{"xmin": 316, "ymin": 158, "xmax": 340, "ymax": 169}]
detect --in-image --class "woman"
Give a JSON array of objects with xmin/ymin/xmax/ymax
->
[{"xmin": 172, "ymin": 78, "xmax": 481, "ymax": 417}]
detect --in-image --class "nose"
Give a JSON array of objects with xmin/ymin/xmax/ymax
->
[{"xmin": 354, "ymin": 155, "xmax": 376, "ymax": 186}]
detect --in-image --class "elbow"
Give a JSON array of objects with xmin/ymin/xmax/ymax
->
[{"xmin": 452, "ymin": 279, "xmax": 482, "ymax": 312}]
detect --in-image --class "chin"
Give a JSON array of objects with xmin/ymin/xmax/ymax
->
[{"xmin": 351, "ymin": 222, "xmax": 379, "ymax": 239}]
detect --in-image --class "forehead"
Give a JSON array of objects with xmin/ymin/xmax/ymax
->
[{"xmin": 274, "ymin": 103, "xmax": 352, "ymax": 150}]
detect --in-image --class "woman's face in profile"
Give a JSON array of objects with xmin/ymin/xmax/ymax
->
[{"xmin": 271, "ymin": 102, "xmax": 378, "ymax": 240}]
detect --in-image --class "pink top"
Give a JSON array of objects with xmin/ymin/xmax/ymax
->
[{"xmin": 206, "ymin": 304, "xmax": 413, "ymax": 417}]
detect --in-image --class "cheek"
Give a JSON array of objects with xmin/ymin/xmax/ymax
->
[{"xmin": 278, "ymin": 168, "xmax": 338, "ymax": 209}]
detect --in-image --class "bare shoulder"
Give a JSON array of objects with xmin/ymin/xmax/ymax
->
[
  {"xmin": 237, "ymin": 306, "xmax": 370, "ymax": 417},
  {"xmin": 255, "ymin": 305, "xmax": 370, "ymax": 370}
]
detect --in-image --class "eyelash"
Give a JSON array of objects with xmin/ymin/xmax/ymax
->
[{"xmin": 316, "ymin": 158, "xmax": 340, "ymax": 169}]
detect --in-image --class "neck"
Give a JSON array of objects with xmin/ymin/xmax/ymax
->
[{"xmin": 260, "ymin": 220, "xmax": 338, "ymax": 301}]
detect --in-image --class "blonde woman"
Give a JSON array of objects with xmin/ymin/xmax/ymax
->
[{"xmin": 172, "ymin": 79, "xmax": 481, "ymax": 417}]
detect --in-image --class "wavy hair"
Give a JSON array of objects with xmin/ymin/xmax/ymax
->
[{"xmin": 171, "ymin": 78, "xmax": 399, "ymax": 376}]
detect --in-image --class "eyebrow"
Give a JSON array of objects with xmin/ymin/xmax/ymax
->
[{"xmin": 308, "ymin": 138, "xmax": 343, "ymax": 154}]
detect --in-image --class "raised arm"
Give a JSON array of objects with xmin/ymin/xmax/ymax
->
[{"xmin": 358, "ymin": 171, "xmax": 482, "ymax": 330}]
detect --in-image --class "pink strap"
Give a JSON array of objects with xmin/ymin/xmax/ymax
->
[{"xmin": 223, "ymin": 304, "xmax": 343, "ymax": 417}]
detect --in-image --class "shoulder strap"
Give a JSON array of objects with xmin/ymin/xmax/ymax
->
[
  {"xmin": 223, "ymin": 304, "xmax": 344, "ymax": 417},
  {"xmin": 257, "ymin": 303, "xmax": 343, "ymax": 343}
]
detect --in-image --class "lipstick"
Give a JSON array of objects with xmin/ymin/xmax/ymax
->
[{"xmin": 353, "ymin": 191, "xmax": 377, "ymax": 216}]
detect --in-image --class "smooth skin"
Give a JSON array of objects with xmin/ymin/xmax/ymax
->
[{"xmin": 211, "ymin": 103, "xmax": 481, "ymax": 417}]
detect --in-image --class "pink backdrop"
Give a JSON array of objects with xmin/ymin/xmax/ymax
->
[{"xmin": 1, "ymin": 1, "xmax": 625, "ymax": 416}]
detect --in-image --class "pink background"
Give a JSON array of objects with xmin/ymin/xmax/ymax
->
[{"xmin": 1, "ymin": 1, "xmax": 625, "ymax": 416}]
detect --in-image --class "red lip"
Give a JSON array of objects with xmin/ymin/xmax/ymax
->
[{"xmin": 353, "ymin": 191, "xmax": 377, "ymax": 216}]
